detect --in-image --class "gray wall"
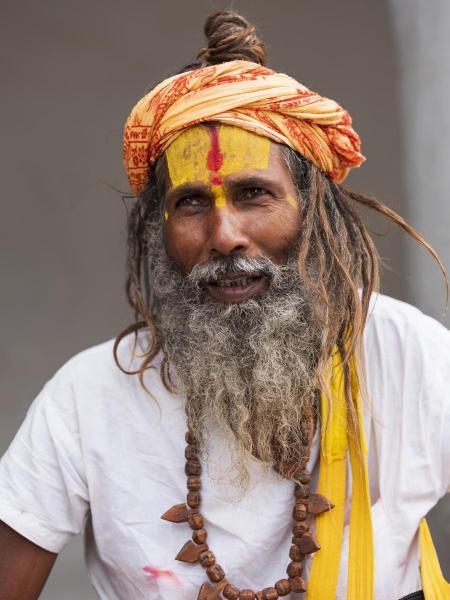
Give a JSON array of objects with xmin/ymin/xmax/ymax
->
[
  {"xmin": 388, "ymin": 0, "xmax": 450, "ymax": 577},
  {"xmin": 389, "ymin": 0, "xmax": 450, "ymax": 323},
  {"xmin": 1, "ymin": 1, "xmax": 448, "ymax": 597}
]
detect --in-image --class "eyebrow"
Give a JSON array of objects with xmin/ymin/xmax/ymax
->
[
  {"xmin": 166, "ymin": 182, "xmax": 209, "ymax": 202},
  {"xmin": 227, "ymin": 175, "xmax": 283, "ymax": 193},
  {"xmin": 166, "ymin": 174, "xmax": 284, "ymax": 203}
]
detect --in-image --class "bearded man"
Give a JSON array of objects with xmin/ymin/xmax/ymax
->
[{"xmin": 0, "ymin": 11, "xmax": 449, "ymax": 600}]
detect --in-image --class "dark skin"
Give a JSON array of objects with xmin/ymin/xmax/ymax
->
[
  {"xmin": 0, "ymin": 129, "xmax": 301, "ymax": 597},
  {"xmin": 164, "ymin": 134, "xmax": 301, "ymax": 302},
  {"xmin": 0, "ymin": 521, "xmax": 56, "ymax": 599}
]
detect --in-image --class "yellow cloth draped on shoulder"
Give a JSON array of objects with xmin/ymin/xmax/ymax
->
[
  {"xmin": 310, "ymin": 352, "xmax": 449, "ymax": 599},
  {"xmin": 123, "ymin": 60, "xmax": 365, "ymax": 195}
]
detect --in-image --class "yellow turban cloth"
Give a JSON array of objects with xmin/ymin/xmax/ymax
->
[{"xmin": 123, "ymin": 60, "xmax": 365, "ymax": 195}]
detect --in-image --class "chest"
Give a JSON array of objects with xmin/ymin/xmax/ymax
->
[{"xmin": 81, "ymin": 410, "xmax": 421, "ymax": 599}]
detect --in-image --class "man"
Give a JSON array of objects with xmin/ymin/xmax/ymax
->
[{"xmin": 0, "ymin": 10, "xmax": 449, "ymax": 600}]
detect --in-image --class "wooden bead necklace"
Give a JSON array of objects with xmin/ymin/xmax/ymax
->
[{"xmin": 161, "ymin": 421, "xmax": 334, "ymax": 599}]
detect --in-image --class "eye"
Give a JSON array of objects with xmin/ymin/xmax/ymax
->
[
  {"xmin": 176, "ymin": 195, "xmax": 206, "ymax": 208},
  {"xmin": 241, "ymin": 187, "xmax": 269, "ymax": 200},
  {"xmin": 176, "ymin": 196, "xmax": 201, "ymax": 207}
]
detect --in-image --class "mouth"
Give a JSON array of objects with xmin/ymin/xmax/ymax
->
[{"xmin": 205, "ymin": 273, "xmax": 268, "ymax": 303}]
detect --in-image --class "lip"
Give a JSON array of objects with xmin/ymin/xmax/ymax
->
[{"xmin": 205, "ymin": 274, "xmax": 268, "ymax": 303}]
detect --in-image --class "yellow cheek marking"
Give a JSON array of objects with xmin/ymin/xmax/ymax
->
[
  {"xmin": 287, "ymin": 194, "xmax": 297, "ymax": 208},
  {"xmin": 164, "ymin": 210, "xmax": 169, "ymax": 221}
]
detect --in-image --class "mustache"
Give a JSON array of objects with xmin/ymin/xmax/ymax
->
[{"xmin": 187, "ymin": 255, "xmax": 282, "ymax": 286}]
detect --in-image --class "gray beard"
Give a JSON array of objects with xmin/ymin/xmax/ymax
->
[{"xmin": 148, "ymin": 232, "xmax": 323, "ymax": 487}]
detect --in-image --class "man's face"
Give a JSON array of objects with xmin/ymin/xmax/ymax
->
[
  {"xmin": 162, "ymin": 124, "xmax": 301, "ymax": 303},
  {"xmin": 151, "ymin": 129, "xmax": 319, "ymax": 485}
]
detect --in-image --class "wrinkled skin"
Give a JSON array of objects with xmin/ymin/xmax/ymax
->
[{"xmin": 163, "ymin": 124, "xmax": 301, "ymax": 303}]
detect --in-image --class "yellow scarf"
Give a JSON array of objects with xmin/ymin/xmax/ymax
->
[{"xmin": 306, "ymin": 352, "xmax": 449, "ymax": 599}]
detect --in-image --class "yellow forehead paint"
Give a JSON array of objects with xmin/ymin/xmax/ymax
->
[{"xmin": 166, "ymin": 124, "xmax": 270, "ymax": 209}]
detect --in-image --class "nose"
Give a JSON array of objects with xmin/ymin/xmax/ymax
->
[{"xmin": 205, "ymin": 206, "xmax": 250, "ymax": 257}]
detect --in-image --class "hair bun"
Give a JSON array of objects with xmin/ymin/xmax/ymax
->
[{"xmin": 197, "ymin": 11, "xmax": 267, "ymax": 66}]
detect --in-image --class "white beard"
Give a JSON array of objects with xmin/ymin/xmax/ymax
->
[{"xmin": 148, "ymin": 237, "xmax": 323, "ymax": 488}]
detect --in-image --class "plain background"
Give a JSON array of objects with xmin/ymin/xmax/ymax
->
[{"xmin": 1, "ymin": 1, "xmax": 449, "ymax": 598}]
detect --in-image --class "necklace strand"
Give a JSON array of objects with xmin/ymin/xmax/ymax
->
[{"xmin": 161, "ymin": 420, "xmax": 333, "ymax": 599}]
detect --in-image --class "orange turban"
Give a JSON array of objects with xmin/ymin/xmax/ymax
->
[{"xmin": 123, "ymin": 60, "xmax": 365, "ymax": 195}]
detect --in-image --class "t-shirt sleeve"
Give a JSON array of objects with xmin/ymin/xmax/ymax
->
[{"xmin": 0, "ymin": 363, "xmax": 89, "ymax": 553}]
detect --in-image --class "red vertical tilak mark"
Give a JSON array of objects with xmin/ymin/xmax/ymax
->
[{"xmin": 206, "ymin": 126, "xmax": 223, "ymax": 186}]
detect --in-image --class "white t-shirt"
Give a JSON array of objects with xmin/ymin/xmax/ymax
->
[{"xmin": 0, "ymin": 293, "xmax": 449, "ymax": 600}]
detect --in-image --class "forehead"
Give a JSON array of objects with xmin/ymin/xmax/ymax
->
[{"xmin": 165, "ymin": 124, "xmax": 272, "ymax": 188}]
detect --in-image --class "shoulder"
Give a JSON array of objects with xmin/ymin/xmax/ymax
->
[
  {"xmin": 363, "ymin": 293, "xmax": 450, "ymax": 455},
  {"xmin": 53, "ymin": 332, "xmax": 161, "ymax": 384},
  {"xmin": 366, "ymin": 291, "xmax": 448, "ymax": 334},
  {"xmin": 362, "ymin": 292, "xmax": 450, "ymax": 423},
  {"xmin": 42, "ymin": 333, "xmax": 167, "ymax": 418},
  {"xmin": 363, "ymin": 295, "xmax": 450, "ymax": 500},
  {"xmin": 364, "ymin": 292, "xmax": 450, "ymax": 368}
]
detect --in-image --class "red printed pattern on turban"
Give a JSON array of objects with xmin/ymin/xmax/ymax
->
[{"xmin": 123, "ymin": 60, "xmax": 365, "ymax": 195}]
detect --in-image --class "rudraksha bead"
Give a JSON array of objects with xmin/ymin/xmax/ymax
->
[
  {"xmin": 185, "ymin": 431, "xmax": 197, "ymax": 445},
  {"xmin": 240, "ymin": 590, "xmax": 255, "ymax": 600},
  {"xmin": 206, "ymin": 563, "xmax": 225, "ymax": 582},
  {"xmin": 192, "ymin": 528, "xmax": 207, "ymax": 544},
  {"xmin": 289, "ymin": 544, "xmax": 304, "ymax": 561},
  {"xmin": 292, "ymin": 521, "xmax": 309, "ymax": 537},
  {"xmin": 184, "ymin": 445, "xmax": 198, "ymax": 460},
  {"xmin": 292, "ymin": 536, "xmax": 305, "ymax": 546},
  {"xmin": 261, "ymin": 587, "xmax": 278, "ymax": 599},
  {"xmin": 293, "ymin": 502, "xmax": 307, "ymax": 521},
  {"xmin": 223, "ymin": 583, "xmax": 240, "ymax": 599},
  {"xmin": 187, "ymin": 475, "xmax": 201, "ymax": 491},
  {"xmin": 286, "ymin": 560, "xmax": 304, "ymax": 577},
  {"xmin": 187, "ymin": 491, "xmax": 201, "ymax": 508},
  {"xmin": 185, "ymin": 460, "xmax": 201, "ymax": 476},
  {"xmin": 188, "ymin": 513, "xmax": 204, "ymax": 529},
  {"xmin": 294, "ymin": 483, "xmax": 309, "ymax": 499},
  {"xmin": 289, "ymin": 576, "xmax": 307, "ymax": 593},
  {"xmin": 298, "ymin": 470, "xmax": 311, "ymax": 484},
  {"xmin": 274, "ymin": 579, "xmax": 291, "ymax": 596},
  {"xmin": 199, "ymin": 549, "xmax": 216, "ymax": 567}
]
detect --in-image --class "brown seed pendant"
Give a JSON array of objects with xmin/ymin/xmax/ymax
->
[
  {"xmin": 161, "ymin": 503, "xmax": 189, "ymax": 523},
  {"xmin": 160, "ymin": 422, "xmax": 331, "ymax": 599},
  {"xmin": 175, "ymin": 540, "xmax": 209, "ymax": 563},
  {"xmin": 198, "ymin": 579, "xmax": 228, "ymax": 599}
]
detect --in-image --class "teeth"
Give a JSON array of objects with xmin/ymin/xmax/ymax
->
[{"xmin": 215, "ymin": 277, "xmax": 255, "ymax": 288}]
